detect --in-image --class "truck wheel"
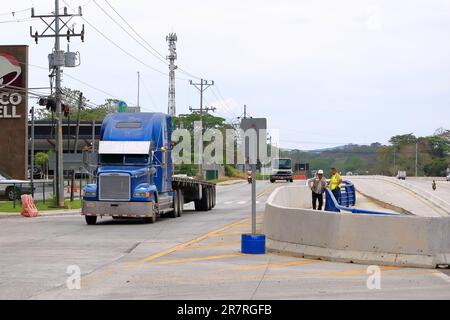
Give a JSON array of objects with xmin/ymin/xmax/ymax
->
[
  {"xmin": 290, "ymin": 179, "xmax": 294, "ymax": 183},
  {"xmin": 270, "ymin": 179, "xmax": 275, "ymax": 183},
  {"xmin": 178, "ymin": 190, "xmax": 184, "ymax": 217},
  {"xmin": 208, "ymin": 187, "xmax": 213, "ymax": 211},
  {"xmin": 85, "ymin": 215, "xmax": 97, "ymax": 225},
  {"xmin": 211, "ymin": 187, "xmax": 216, "ymax": 208},
  {"xmin": 169, "ymin": 190, "xmax": 179, "ymax": 218},
  {"xmin": 144, "ymin": 215, "xmax": 156, "ymax": 223},
  {"xmin": 194, "ymin": 200, "xmax": 202, "ymax": 211},
  {"xmin": 200, "ymin": 187, "xmax": 209, "ymax": 211}
]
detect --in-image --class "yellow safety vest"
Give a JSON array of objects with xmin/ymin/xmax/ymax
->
[{"xmin": 330, "ymin": 173, "xmax": 342, "ymax": 191}]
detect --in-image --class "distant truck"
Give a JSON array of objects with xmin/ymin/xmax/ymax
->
[
  {"xmin": 397, "ymin": 170, "xmax": 406, "ymax": 180},
  {"xmin": 270, "ymin": 158, "xmax": 293, "ymax": 183},
  {"xmin": 81, "ymin": 112, "xmax": 216, "ymax": 225}
]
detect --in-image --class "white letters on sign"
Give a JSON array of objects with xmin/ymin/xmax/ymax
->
[{"xmin": 0, "ymin": 92, "xmax": 22, "ymax": 119}]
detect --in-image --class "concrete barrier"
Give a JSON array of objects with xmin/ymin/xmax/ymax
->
[{"xmin": 263, "ymin": 185, "xmax": 450, "ymax": 268}]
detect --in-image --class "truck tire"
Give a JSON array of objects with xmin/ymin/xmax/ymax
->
[
  {"xmin": 194, "ymin": 200, "xmax": 202, "ymax": 211},
  {"xmin": 178, "ymin": 190, "xmax": 184, "ymax": 217},
  {"xmin": 270, "ymin": 179, "xmax": 275, "ymax": 183},
  {"xmin": 169, "ymin": 190, "xmax": 179, "ymax": 218},
  {"xmin": 85, "ymin": 215, "xmax": 97, "ymax": 225},
  {"xmin": 211, "ymin": 187, "xmax": 216, "ymax": 208},
  {"xmin": 144, "ymin": 215, "xmax": 156, "ymax": 223},
  {"xmin": 201, "ymin": 187, "xmax": 209, "ymax": 211},
  {"xmin": 207, "ymin": 187, "xmax": 213, "ymax": 211}
]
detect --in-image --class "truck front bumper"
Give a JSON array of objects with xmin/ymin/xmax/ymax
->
[{"xmin": 82, "ymin": 200, "xmax": 154, "ymax": 218}]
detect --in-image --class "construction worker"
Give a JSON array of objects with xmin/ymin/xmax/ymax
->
[
  {"xmin": 311, "ymin": 169, "xmax": 327, "ymax": 210},
  {"xmin": 432, "ymin": 180, "xmax": 437, "ymax": 191},
  {"xmin": 328, "ymin": 167, "xmax": 342, "ymax": 203}
]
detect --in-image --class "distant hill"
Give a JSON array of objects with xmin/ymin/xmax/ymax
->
[{"xmin": 280, "ymin": 143, "xmax": 383, "ymax": 176}]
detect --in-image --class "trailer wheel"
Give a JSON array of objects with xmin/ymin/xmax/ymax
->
[
  {"xmin": 211, "ymin": 187, "xmax": 216, "ymax": 208},
  {"xmin": 209, "ymin": 187, "xmax": 214, "ymax": 210},
  {"xmin": 200, "ymin": 187, "xmax": 209, "ymax": 211},
  {"xmin": 85, "ymin": 215, "xmax": 97, "ymax": 225},
  {"xmin": 194, "ymin": 199, "xmax": 202, "ymax": 211},
  {"xmin": 178, "ymin": 190, "xmax": 184, "ymax": 217},
  {"xmin": 169, "ymin": 190, "xmax": 179, "ymax": 218}
]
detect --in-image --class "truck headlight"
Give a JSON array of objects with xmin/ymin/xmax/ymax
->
[{"xmin": 134, "ymin": 191, "xmax": 150, "ymax": 198}]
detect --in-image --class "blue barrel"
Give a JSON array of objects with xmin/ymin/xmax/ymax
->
[{"xmin": 241, "ymin": 234, "xmax": 266, "ymax": 254}]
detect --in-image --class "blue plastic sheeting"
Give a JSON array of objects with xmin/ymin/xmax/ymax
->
[{"xmin": 324, "ymin": 182, "xmax": 396, "ymax": 216}]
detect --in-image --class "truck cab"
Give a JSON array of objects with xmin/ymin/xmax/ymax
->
[
  {"xmin": 270, "ymin": 158, "xmax": 293, "ymax": 183},
  {"xmin": 82, "ymin": 112, "xmax": 215, "ymax": 225}
]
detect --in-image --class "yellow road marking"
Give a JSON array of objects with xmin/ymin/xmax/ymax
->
[
  {"xmin": 183, "ymin": 241, "xmax": 241, "ymax": 250},
  {"xmin": 127, "ymin": 185, "xmax": 275, "ymax": 268},
  {"xmin": 213, "ymin": 230, "xmax": 262, "ymax": 237},
  {"xmin": 125, "ymin": 218, "xmax": 247, "ymax": 268},
  {"xmin": 324, "ymin": 266, "xmax": 401, "ymax": 277},
  {"xmin": 218, "ymin": 259, "xmax": 319, "ymax": 272},
  {"xmin": 155, "ymin": 253, "xmax": 245, "ymax": 265}
]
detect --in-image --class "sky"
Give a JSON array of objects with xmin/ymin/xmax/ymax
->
[{"xmin": 1, "ymin": 0, "xmax": 449, "ymax": 150}]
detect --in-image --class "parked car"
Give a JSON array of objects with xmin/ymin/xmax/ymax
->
[
  {"xmin": 447, "ymin": 174, "xmax": 450, "ymax": 182},
  {"xmin": 0, "ymin": 171, "xmax": 34, "ymax": 201}
]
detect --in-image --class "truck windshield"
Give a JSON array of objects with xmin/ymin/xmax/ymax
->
[
  {"xmin": 99, "ymin": 154, "xmax": 149, "ymax": 165},
  {"xmin": 273, "ymin": 159, "xmax": 292, "ymax": 169}
]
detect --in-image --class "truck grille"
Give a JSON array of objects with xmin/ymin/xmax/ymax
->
[{"xmin": 99, "ymin": 173, "xmax": 130, "ymax": 201}]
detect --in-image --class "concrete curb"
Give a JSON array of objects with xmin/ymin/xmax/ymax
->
[
  {"xmin": 216, "ymin": 180, "xmax": 245, "ymax": 186},
  {"xmin": 0, "ymin": 209, "xmax": 81, "ymax": 218},
  {"xmin": 263, "ymin": 185, "xmax": 450, "ymax": 268}
]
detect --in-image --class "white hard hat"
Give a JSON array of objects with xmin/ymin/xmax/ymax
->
[{"xmin": 318, "ymin": 170, "xmax": 324, "ymax": 174}]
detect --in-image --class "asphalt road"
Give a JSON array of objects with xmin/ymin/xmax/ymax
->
[
  {"xmin": 350, "ymin": 177, "xmax": 448, "ymax": 217},
  {"xmin": 0, "ymin": 180, "xmax": 449, "ymax": 300}
]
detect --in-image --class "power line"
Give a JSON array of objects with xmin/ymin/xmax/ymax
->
[
  {"xmin": 102, "ymin": 0, "xmax": 201, "ymax": 81},
  {"xmin": 62, "ymin": 0, "xmax": 170, "ymax": 77},
  {"xmin": 92, "ymin": 0, "xmax": 170, "ymax": 67},
  {"xmin": 0, "ymin": 7, "xmax": 31, "ymax": 16},
  {"xmin": 102, "ymin": 0, "xmax": 167, "ymax": 62},
  {"xmin": 0, "ymin": 17, "xmax": 33, "ymax": 24}
]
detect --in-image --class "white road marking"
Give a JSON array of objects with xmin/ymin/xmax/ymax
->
[{"xmin": 432, "ymin": 271, "xmax": 450, "ymax": 283}]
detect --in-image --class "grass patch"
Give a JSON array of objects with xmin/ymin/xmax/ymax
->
[{"xmin": 0, "ymin": 198, "xmax": 82, "ymax": 213}]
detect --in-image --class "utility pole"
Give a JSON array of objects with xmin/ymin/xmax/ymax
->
[
  {"xmin": 73, "ymin": 92, "xmax": 83, "ymax": 154},
  {"xmin": 189, "ymin": 79, "xmax": 215, "ymax": 178},
  {"xmin": 30, "ymin": 1, "xmax": 84, "ymax": 207},
  {"xmin": 30, "ymin": 106, "xmax": 35, "ymax": 196},
  {"xmin": 137, "ymin": 71, "xmax": 140, "ymax": 109},
  {"xmin": 189, "ymin": 79, "xmax": 216, "ymax": 117},
  {"xmin": 415, "ymin": 142, "xmax": 418, "ymax": 177},
  {"xmin": 393, "ymin": 149, "xmax": 396, "ymax": 173},
  {"xmin": 167, "ymin": 33, "xmax": 177, "ymax": 116}
]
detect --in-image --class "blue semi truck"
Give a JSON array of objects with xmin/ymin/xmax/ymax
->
[{"xmin": 82, "ymin": 112, "xmax": 216, "ymax": 225}]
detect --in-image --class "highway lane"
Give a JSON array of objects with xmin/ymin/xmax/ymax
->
[
  {"xmin": 0, "ymin": 180, "xmax": 449, "ymax": 299},
  {"xmin": 403, "ymin": 178, "xmax": 450, "ymax": 205},
  {"xmin": 349, "ymin": 176, "xmax": 447, "ymax": 217}
]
